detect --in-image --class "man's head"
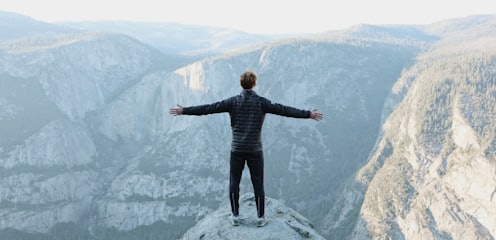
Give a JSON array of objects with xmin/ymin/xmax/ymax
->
[{"xmin": 240, "ymin": 71, "xmax": 257, "ymax": 89}]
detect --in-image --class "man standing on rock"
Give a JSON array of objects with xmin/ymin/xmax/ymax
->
[{"xmin": 169, "ymin": 70, "xmax": 323, "ymax": 227}]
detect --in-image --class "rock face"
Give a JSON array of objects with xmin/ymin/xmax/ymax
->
[
  {"xmin": 180, "ymin": 193, "xmax": 326, "ymax": 240},
  {"xmin": 322, "ymin": 15, "xmax": 496, "ymax": 240}
]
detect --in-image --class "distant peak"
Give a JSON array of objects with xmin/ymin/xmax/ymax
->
[{"xmin": 180, "ymin": 193, "xmax": 325, "ymax": 240}]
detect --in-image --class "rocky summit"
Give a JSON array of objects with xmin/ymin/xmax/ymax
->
[{"xmin": 180, "ymin": 193, "xmax": 325, "ymax": 240}]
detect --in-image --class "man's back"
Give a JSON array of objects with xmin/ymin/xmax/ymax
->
[
  {"xmin": 229, "ymin": 89, "xmax": 311, "ymax": 152},
  {"xmin": 229, "ymin": 89, "xmax": 266, "ymax": 152}
]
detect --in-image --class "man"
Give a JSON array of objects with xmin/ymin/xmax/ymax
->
[{"xmin": 169, "ymin": 70, "xmax": 323, "ymax": 227}]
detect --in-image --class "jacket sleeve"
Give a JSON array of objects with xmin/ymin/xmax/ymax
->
[
  {"xmin": 182, "ymin": 98, "xmax": 233, "ymax": 115},
  {"xmin": 261, "ymin": 98, "xmax": 310, "ymax": 118}
]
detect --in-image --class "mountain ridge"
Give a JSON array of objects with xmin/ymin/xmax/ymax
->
[{"xmin": 0, "ymin": 11, "xmax": 77, "ymax": 41}]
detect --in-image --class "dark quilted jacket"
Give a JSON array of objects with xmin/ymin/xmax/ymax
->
[{"xmin": 182, "ymin": 90, "xmax": 310, "ymax": 152}]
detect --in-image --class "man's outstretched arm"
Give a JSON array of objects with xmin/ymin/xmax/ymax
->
[
  {"xmin": 262, "ymin": 98, "xmax": 323, "ymax": 121},
  {"xmin": 169, "ymin": 99, "xmax": 233, "ymax": 116}
]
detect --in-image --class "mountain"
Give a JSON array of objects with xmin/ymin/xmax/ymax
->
[
  {"xmin": 0, "ymin": 31, "xmax": 170, "ymax": 126},
  {"xmin": 0, "ymin": 29, "xmax": 185, "ymax": 239},
  {"xmin": 1, "ymin": 11, "xmax": 495, "ymax": 240},
  {"xmin": 61, "ymin": 21, "xmax": 284, "ymax": 56},
  {"xmin": 322, "ymin": 15, "xmax": 496, "ymax": 239},
  {"xmin": 0, "ymin": 11, "xmax": 77, "ymax": 41},
  {"xmin": 180, "ymin": 193, "xmax": 326, "ymax": 240}
]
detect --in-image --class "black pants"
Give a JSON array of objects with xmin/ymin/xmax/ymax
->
[{"xmin": 229, "ymin": 151, "xmax": 265, "ymax": 218}]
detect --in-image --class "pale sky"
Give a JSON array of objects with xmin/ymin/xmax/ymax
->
[{"xmin": 1, "ymin": 0, "xmax": 495, "ymax": 34}]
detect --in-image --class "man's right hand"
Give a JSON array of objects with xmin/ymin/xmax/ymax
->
[{"xmin": 310, "ymin": 109, "xmax": 323, "ymax": 121}]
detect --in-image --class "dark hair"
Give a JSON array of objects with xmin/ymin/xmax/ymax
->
[{"xmin": 240, "ymin": 71, "xmax": 257, "ymax": 89}]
